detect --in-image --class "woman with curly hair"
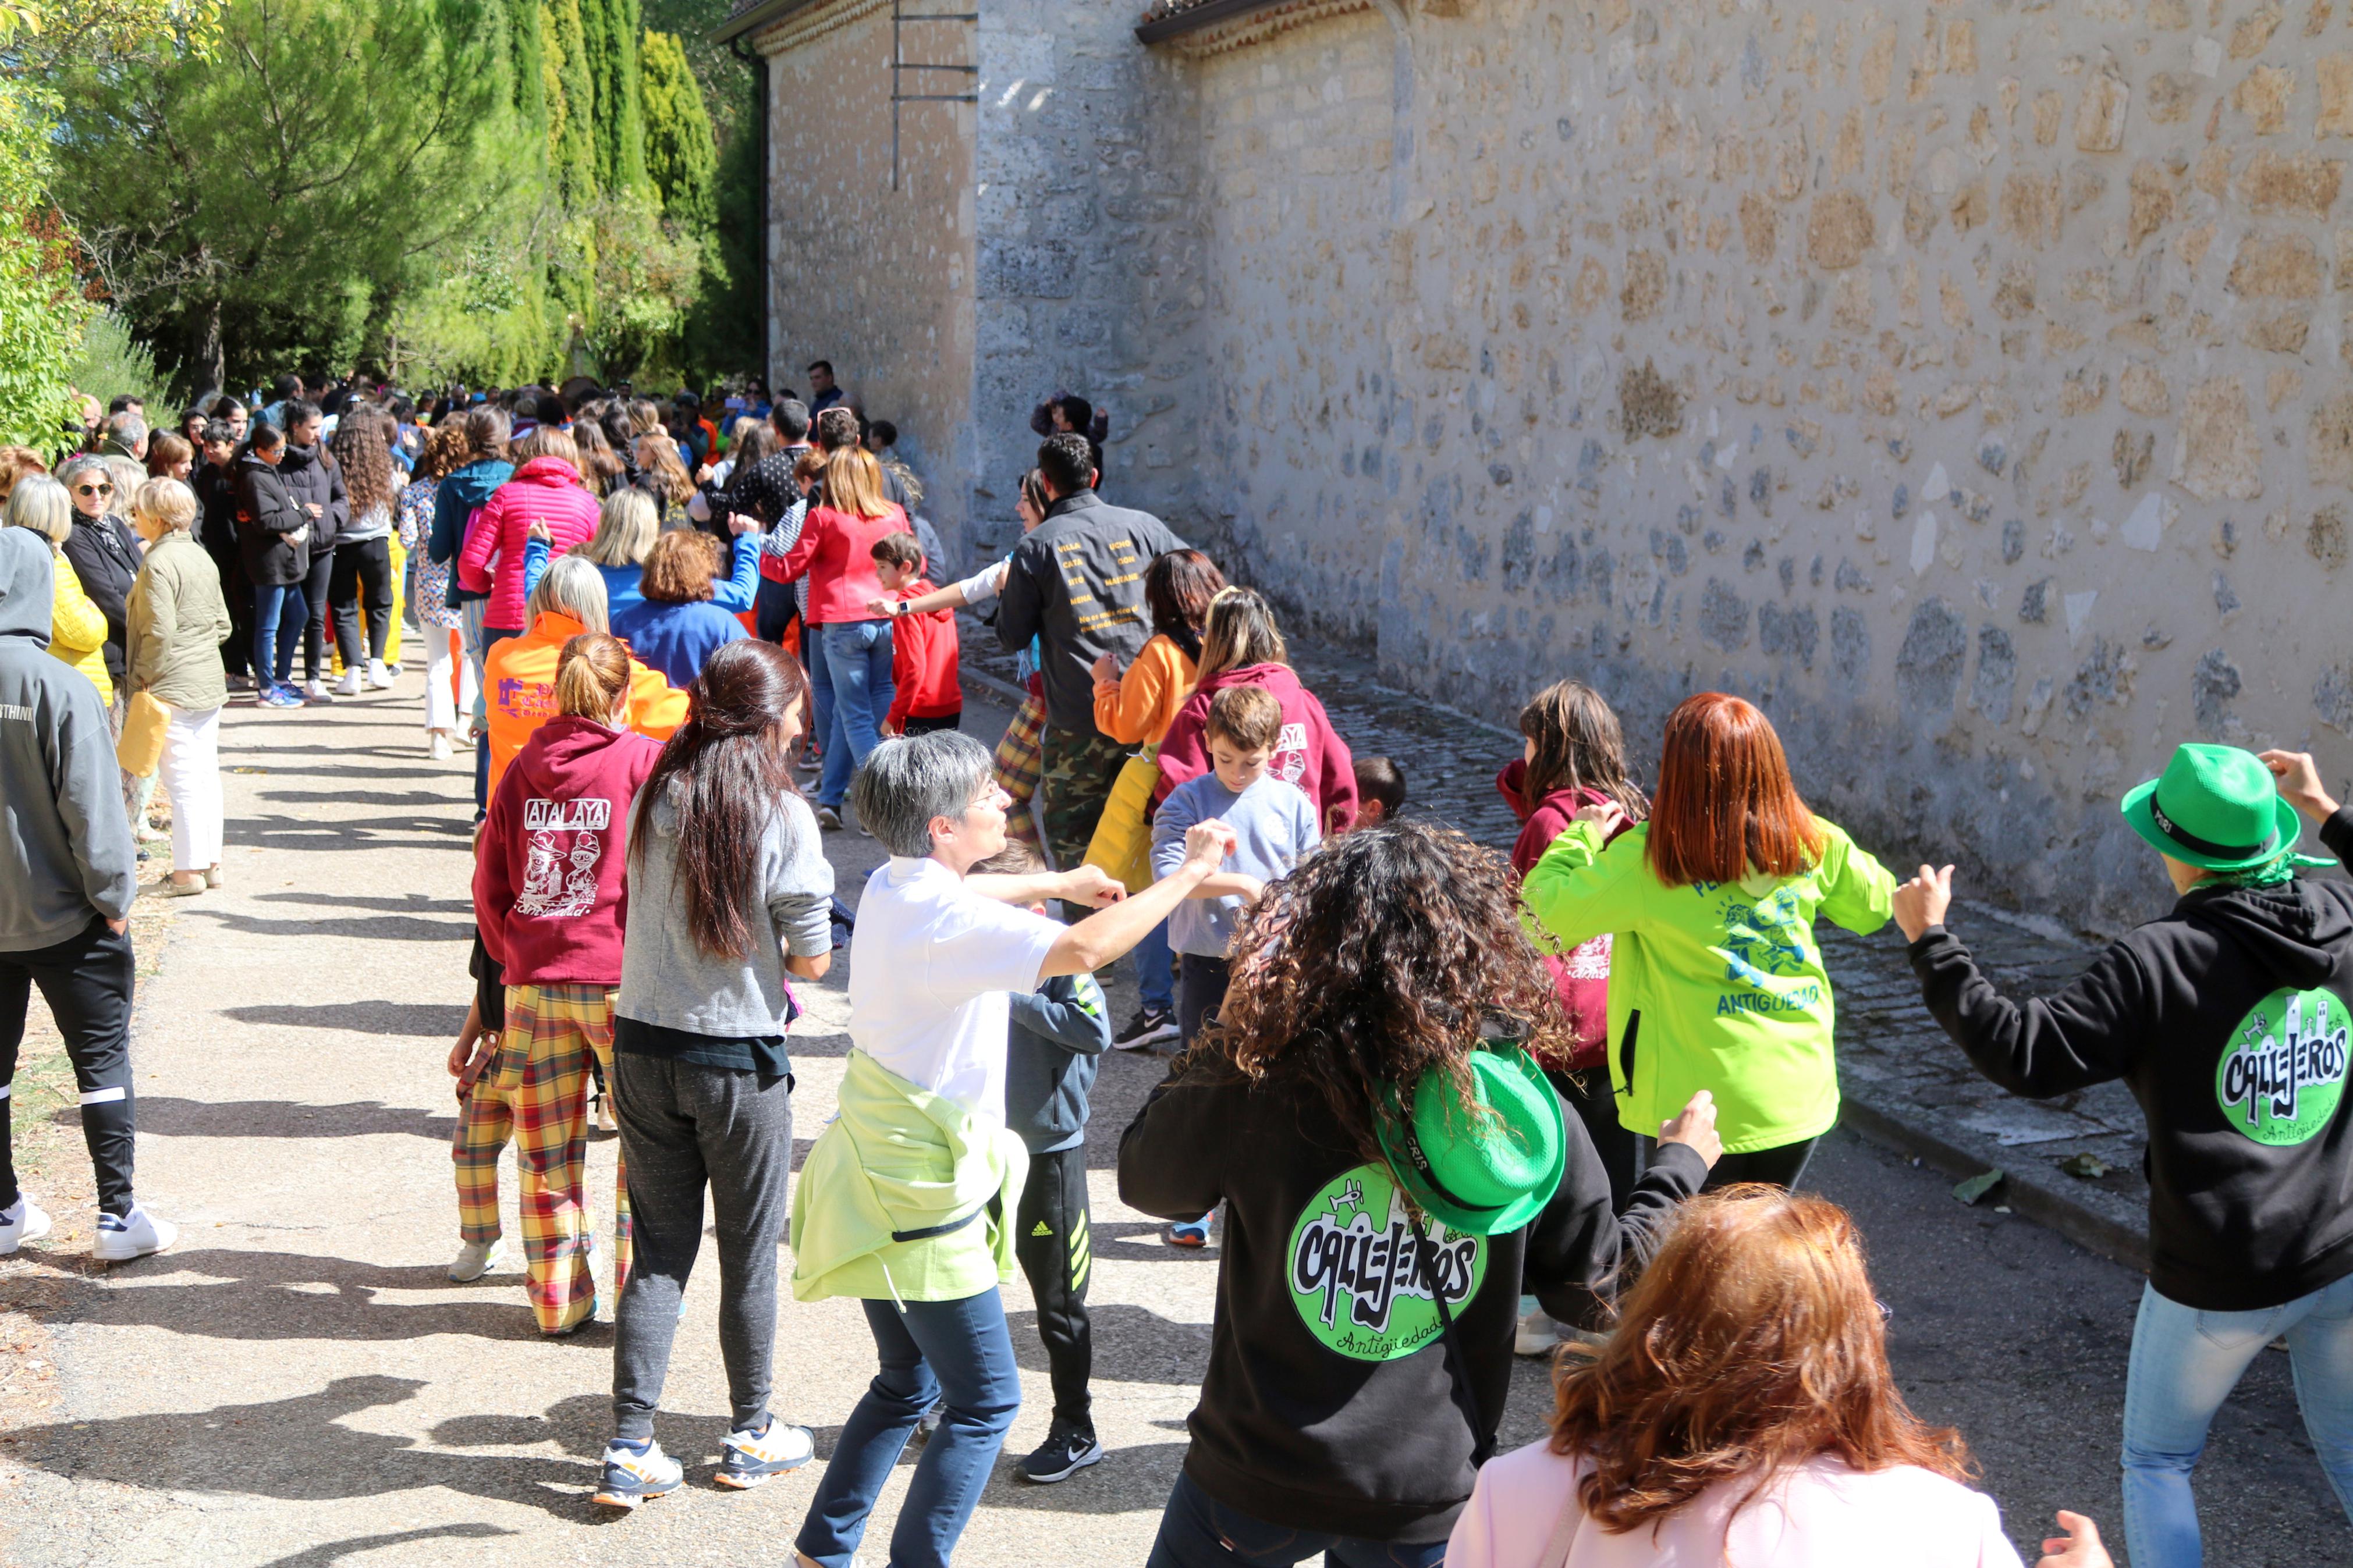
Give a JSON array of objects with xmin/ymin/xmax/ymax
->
[
  {"xmin": 1118, "ymin": 820, "xmax": 1723, "ymax": 1567},
  {"xmin": 1446, "ymin": 1186, "xmax": 2109, "ymax": 1567}
]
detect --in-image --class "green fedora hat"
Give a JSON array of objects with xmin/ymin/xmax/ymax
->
[
  {"xmin": 1377, "ymin": 1043, "xmax": 1566, "ymax": 1237},
  {"xmin": 2121, "ymin": 743, "xmax": 2304, "ymax": 872}
]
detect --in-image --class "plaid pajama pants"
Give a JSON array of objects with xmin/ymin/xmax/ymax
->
[
  {"xmin": 992, "ymin": 694, "xmax": 1046, "ymax": 854},
  {"xmin": 450, "ymin": 982, "xmax": 629, "ymax": 1335}
]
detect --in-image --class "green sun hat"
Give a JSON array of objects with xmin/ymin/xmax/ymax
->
[
  {"xmin": 2121, "ymin": 743, "xmax": 2305, "ymax": 872},
  {"xmin": 1376, "ymin": 1043, "xmax": 1566, "ymax": 1237}
]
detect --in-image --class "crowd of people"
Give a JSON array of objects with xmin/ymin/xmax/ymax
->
[{"xmin": 3, "ymin": 367, "xmax": 2351, "ymax": 1568}]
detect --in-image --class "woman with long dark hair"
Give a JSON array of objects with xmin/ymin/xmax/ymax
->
[
  {"xmin": 1119, "ymin": 821, "xmax": 1721, "ymax": 1566},
  {"xmin": 328, "ymin": 408, "xmax": 398, "ymax": 694},
  {"xmin": 592, "ymin": 639, "xmax": 834, "ymax": 1510},
  {"xmin": 1522, "ymin": 692, "xmax": 1894, "ymax": 1191},
  {"xmin": 1449, "ymin": 1187, "xmax": 2104, "ymax": 1566}
]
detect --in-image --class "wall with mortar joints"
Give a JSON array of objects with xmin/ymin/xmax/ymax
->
[
  {"xmin": 964, "ymin": 0, "xmax": 1209, "ymax": 566},
  {"xmin": 760, "ymin": 0, "xmax": 978, "ymax": 559},
  {"xmin": 1153, "ymin": 0, "xmax": 2353, "ymax": 932}
]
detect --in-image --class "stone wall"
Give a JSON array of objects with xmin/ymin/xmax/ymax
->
[
  {"xmin": 1154, "ymin": 0, "xmax": 2353, "ymax": 931},
  {"xmin": 757, "ymin": 0, "xmax": 978, "ymax": 554}
]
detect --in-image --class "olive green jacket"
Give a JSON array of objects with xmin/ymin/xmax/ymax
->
[{"xmin": 125, "ymin": 531, "xmax": 230, "ymax": 712}]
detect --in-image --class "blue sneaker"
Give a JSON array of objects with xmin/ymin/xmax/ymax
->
[
  {"xmin": 260, "ymin": 685, "xmax": 301, "ymax": 709},
  {"xmin": 1164, "ymin": 1215, "xmax": 1211, "ymax": 1249},
  {"xmin": 715, "ymin": 1413, "xmax": 815, "ymax": 1489},
  {"xmin": 591, "ymin": 1437, "xmax": 682, "ymax": 1510}
]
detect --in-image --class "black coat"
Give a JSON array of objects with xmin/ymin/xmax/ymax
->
[
  {"xmin": 236, "ymin": 452, "xmax": 310, "ymax": 588},
  {"xmin": 276, "ymin": 441, "xmax": 349, "ymax": 554},
  {"xmin": 59, "ymin": 510, "xmax": 143, "ymax": 683}
]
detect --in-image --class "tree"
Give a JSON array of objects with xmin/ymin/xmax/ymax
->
[
  {"xmin": 577, "ymin": 0, "xmax": 645, "ymax": 195},
  {"xmin": 51, "ymin": 0, "xmax": 523, "ymax": 392},
  {"xmin": 639, "ymin": 27, "xmax": 712, "ymax": 232}
]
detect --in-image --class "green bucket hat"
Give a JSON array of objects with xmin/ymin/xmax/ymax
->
[
  {"xmin": 1376, "ymin": 1043, "xmax": 1566, "ymax": 1237},
  {"xmin": 2121, "ymin": 743, "xmax": 2305, "ymax": 872}
]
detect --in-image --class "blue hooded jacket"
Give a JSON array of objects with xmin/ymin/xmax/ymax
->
[{"xmin": 428, "ymin": 457, "xmax": 514, "ymax": 608}]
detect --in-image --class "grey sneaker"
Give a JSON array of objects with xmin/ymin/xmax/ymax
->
[{"xmin": 449, "ymin": 1237, "xmax": 503, "ymax": 1282}]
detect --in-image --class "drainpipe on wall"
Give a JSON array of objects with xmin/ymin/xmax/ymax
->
[{"xmin": 729, "ymin": 34, "xmax": 773, "ymax": 386}]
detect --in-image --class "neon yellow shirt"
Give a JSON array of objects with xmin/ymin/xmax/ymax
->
[{"xmin": 1522, "ymin": 817, "xmax": 1894, "ymax": 1153}]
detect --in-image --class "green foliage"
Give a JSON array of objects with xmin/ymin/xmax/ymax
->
[
  {"xmin": 583, "ymin": 187, "xmax": 698, "ymax": 379},
  {"xmin": 68, "ymin": 307, "xmax": 176, "ymax": 414},
  {"xmin": 640, "ymin": 28, "xmax": 714, "ymax": 232},
  {"xmin": 639, "ymin": 0, "xmax": 740, "ymax": 145},
  {"xmin": 0, "ymin": 205, "xmax": 89, "ymax": 448},
  {"xmin": 51, "ymin": 0, "xmax": 521, "ymax": 391},
  {"xmin": 539, "ymin": 0, "xmax": 596, "ymax": 207},
  {"xmin": 577, "ymin": 0, "xmax": 646, "ymax": 195}
]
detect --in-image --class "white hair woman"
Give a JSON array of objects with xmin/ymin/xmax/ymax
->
[
  {"xmin": 125, "ymin": 478, "xmax": 232, "ymax": 894},
  {"xmin": 1, "ymin": 475, "xmax": 113, "ymax": 705}
]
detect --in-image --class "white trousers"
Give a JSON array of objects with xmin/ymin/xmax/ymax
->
[
  {"xmin": 422, "ymin": 624, "xmax": 477, "ymax": 734},
  {"xmin": 158, "ymin": 705, "xmax": 223, "ymax": 873}
]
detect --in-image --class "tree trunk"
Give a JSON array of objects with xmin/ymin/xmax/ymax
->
[{"xmin": 199, "ymin": 296, "xmax": 224, "ymax": 394}]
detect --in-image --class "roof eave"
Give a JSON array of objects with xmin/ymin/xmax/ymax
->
[
  {"xmin": 1134, "ymin": 0, "xmax": 1291, "ymax": 45},
  {"xmin": 714, "ymin": 0, "xmax": 817, "ymax": 46}
]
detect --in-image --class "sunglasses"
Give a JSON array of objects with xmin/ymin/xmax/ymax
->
[{"xmin": 74, "ymin": 483, "xmax": 114, "ymax": 497}]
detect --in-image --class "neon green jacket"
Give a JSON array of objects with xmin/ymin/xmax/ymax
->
[
  {"xmin": 1521, "ymin": 817, "xmax": 1894, "ymax": 1153},
  {"xmin": 790, "ymin": 1049, "xmax": 1028, "ymax": 1304}
]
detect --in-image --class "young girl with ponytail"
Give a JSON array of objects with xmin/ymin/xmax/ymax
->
[{"xmin": 459, "ymin": 632, "xmax": 662, "ymax": 1335}]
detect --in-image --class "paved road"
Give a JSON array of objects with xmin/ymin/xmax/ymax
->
[{"xmin": 0, "ymin": 671, "xmax": 2340, "ymax": 1565}]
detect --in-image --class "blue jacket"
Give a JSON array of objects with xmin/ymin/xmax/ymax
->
[
  {"xmin": 612, "ymin": 598, "xmax": 745, "ymax": 690},
  {"xmin": 1006, "ymin": 972, "xmax": 1111, "ymax": 1154},
  {"xmin": 428, "ymin": 459, "xmax": 513, "ymax": 607}
]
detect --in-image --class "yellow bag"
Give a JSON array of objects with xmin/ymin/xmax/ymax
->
[
  {"xmin": 1083, "ymin": 746, "xmax": 1162, "ymax": 894},
  {"xmin": 116, "ymin": 691, "xmax": 171, "ymax": 778}
]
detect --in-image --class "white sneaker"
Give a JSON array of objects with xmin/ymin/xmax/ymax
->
[
  {"xmin": 428, "ymin": 732, "xmax": 453, "ymax": 760},
  {"xmin": 716, "ymin": 1415, "xmax": 816, "ymax": 1488},
  {"xmin": 592, "ymin": 1438, "xmax": 684, "ymax": 1509},
  {"xmin": 367, "ymin": 659, "xmax": 395, "ymax": 689},
  {"xmin": 449, "ymin": 1237, "xmax": 503, "ymax": 1282},
  {"xmin": 595, "ymin": 1096, "xmax": 617, "ymax": 1134},
  {"xmin": 333, "ymin": 669, "xmax": 363, "ymax": 696},
  {"xmin": 93, "ymin": 1205, "xmax": 176, "ymax": 1263},
  {"xmin": 303, "ymin": 679, "xmax": 335, "ymax": 702},
  {"xmin": 1514, "ymin": 1296, "xmax": 1562, "ymax": 1357},
  {"xmin": 0, "ymin": 1195, "xmax": 53, "ymax": 1255}
]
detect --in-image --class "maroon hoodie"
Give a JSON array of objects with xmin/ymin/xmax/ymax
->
[
  {"xmin": 475, "ymin": 715, "xmax": 665, "ymax": 987},
  {"xmin": 1497, "ymin": 757, "xmax": 1636, "ymax": 1072},
  {"xmin": 1156, "ymin": 661, "xmax": 1358, "ymax": 833}
]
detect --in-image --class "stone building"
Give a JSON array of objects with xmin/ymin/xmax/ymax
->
[{"xmin": 721, "ymin": 0, "xmax": 2353, "ymax": 931}]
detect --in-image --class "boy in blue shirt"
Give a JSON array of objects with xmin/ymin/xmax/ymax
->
[
  {"xmin": 1149, "ymin": 685, "xmax": 1321, "ymax": 1246},
  {"xmin": 977, "ymin": 843, "xmax": 1115, "ymax": 1484}
]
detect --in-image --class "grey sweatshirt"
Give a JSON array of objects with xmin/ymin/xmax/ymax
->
[
  {"xmin": 0, "ymin": 531, "xmax": 137, "ymax": 950},
  {"xmin": 616, "ymin": 783, "xmax": 835, "ymax": 1037}
]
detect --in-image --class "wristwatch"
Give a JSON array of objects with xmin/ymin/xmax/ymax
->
[{"xmin": 890, "ymin": 600, "xmax": 907, "ymax": 617}]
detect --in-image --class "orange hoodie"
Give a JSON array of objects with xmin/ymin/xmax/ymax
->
[
  {"xmin": 484, "ymin": 611, "xmax": 689, "ymax": 793},
  {"xmin": 1091, "ymin": 632, "xmax": 1195, "ymax": 746}
]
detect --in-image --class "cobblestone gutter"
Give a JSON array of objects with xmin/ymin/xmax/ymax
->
[{"xmin": 961, "ymin": 617, "xmax": 2151, "ymax": 1271}]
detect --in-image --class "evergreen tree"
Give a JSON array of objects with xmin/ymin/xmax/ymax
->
[
  {"xmin": 540, "ymin": 0, "xmax": 597, "ymax": 205},
  {"xmin": 579, "ymin": 0, "xmax": 647, "ymax": 195},
  {"xmin": 640, "ymin": 29, "xmax": 715, "ymax": 233}
]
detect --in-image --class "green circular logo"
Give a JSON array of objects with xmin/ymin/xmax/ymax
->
[
  {"xmin": 1286, "ymin": 1162, "xmax": 1487, "ymax": 1361},
  {"xmin": 2215, "ymin": 987, "xmax": 2351, "ymax": 1146}
]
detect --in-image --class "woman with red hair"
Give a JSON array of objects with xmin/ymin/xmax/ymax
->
[
  {"xmin": 1446, "ymin": 1186, "xmax": 2110, "ymax": 1566},
  {"xmin": 1521, "ymin": 692, "xmax": 1896, "ymax": 1189}
]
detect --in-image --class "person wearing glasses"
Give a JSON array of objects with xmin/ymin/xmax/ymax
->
[{"xmin": 54, "ymin": 456, "xmax": 143, "ymax": 724}]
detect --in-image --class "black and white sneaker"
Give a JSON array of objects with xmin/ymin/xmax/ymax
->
[
  {"xmin": 814, "ymin": 805, "xmax": 843, "ymax": 831},
  {"xmin": 715, "ymin": 1413, "xmax": 815, "ymax": 1489},
  {"xmin": 1015, "ymin": 1419, "xmax": 1102, "ymax": 1484},
  {"xmin": 1111, "ymin": 1008, "xmax": 1178, "ymax": 1051}
]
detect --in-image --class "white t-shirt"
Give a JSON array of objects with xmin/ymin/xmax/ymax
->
[
  {"xmin": 847, "ymin": 856, "xmax": 1064, "ymax": 1123},
  {"xmin": 1446, "ymin": 1443, "xmax": 2025, "ymax": 1568}
]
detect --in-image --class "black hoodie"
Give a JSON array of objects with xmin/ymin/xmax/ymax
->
[
  {"xmin": 275, "ymin": 440, "xmax": 348, "ymax": 556},
  {"xmin": 1908, "ymin": 806, "xmax": 2353, "ymax": 1311},
  {"xmin": 1117, "ymin": 1056, "xmax": 1705, "ymax": 1543}
]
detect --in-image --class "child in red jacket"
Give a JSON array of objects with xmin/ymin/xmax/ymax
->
[
  {"xmin": 872, "ymin": 531, "xmax": 963, "ymax": 736},
  {"xmin": 459, "ymin": 631, "xmax": 664, "ymax": 1335}
]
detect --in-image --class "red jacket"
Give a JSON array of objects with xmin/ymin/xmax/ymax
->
[
  {"xmin": 1156, "ymin": 662, "xmax": 1358, "ymax": 833},
  {"xmin": 458, "ymin": 457, "xmax": 601, "ymax": 630},
  {"xmin": 1497, "ymin": 758, "xmax": 1635, "ymax": 1071},
  {"xmin": 772, "ymin": 502, "xmax": 906, "ymax": 625},
  {"xmin": 885, "ymin": 578, "xmax": 962, "ymax": 728},
  {"xmin": 474, "ymin": 715, "xmax": 665, "ymax": 987}
]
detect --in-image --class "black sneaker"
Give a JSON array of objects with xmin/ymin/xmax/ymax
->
[
  {"xmin": 1016, "ymin": 1419, "xmax": 1102, "ymax": 1484},
  {"xmin": 814, "ymin": 805, "xmax": 843, "ymax": 831},
  {"xmin": 1112, "ymin": 1008, "xmax": 1178, "ymax": 1051}
]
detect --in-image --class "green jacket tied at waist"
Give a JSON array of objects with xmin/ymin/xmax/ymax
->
[{"xmin": 791, "ymin": 1048, "xmax": 1028, "ymax": 1305}]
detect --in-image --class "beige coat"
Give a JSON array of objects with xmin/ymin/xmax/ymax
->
[{"xmin": 125, "ymin": 531, "xmax": 230, "ymax": 712}]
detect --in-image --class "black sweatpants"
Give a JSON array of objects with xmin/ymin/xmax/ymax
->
[
  {"xmin": 0, "ymin": 918, "xmax": 137, "ymax": 1216},
  {"xmin": 300, "ymin": 548, "xmax": 335, "ymax": 683},
  {"xmin": 330, "ymin": 537, "xmax": 394, "ymax": 666},
  {"xmin": 1634, "ymin": 1130, "xmax": 1821, "ymax": 1192},
  {"xmin": 1544, "ymin": 1066, "xmax": 1638, "ymax": 1214},
  {"xmin": 1014, "ymin": 1142, "xmax": 1094, "ymax": 1428}
]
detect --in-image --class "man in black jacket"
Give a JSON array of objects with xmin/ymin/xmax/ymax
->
[
  {"xmin": 276, "ymin": 401, "xmax": 347, "ymax": 701},
  {"xmin": 995, "ymin": 432, "xmax": 1186, "ymax": 877},
  {"xmin": 1894, "ymin": 742, "xmax": 2353, "ymax": 1565},
  {"xmin": 54, "ymin": 454, "xmax": 142, "ymax": 703},
  {"xmin": 236, "ymin": 424, "xmax": 311, "ymax": 705}
]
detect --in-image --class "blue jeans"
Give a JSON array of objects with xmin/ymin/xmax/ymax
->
[
  {"xmin": 2122, "ymin": 1275, "xmax": 2353, "ymax": 1566},
  {"xmin": 1147, "ymin": 1473, "xmax": 1449, "ymax": 1568},
  {"xmin": 795, "ymin": 1289, "xmax": 1020, "ymax": 1568},
  {"xmin": 1135, "ymin": 918, "xmax": 1175, "ymax": 1014},
  {"xmin": 252, "ymin": 582, "xmax": 305, "ymax": 685},
  {"xmin": 815, "ymin": 618, "xmax": 895, "ymax": 809}
]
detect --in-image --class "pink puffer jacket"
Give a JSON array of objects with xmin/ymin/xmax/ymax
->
[{"xmin": 457, "ymin": 457, "xmax": 601, "ymax": 630}]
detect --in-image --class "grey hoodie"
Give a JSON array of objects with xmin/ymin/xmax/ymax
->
[{"xmin": 0, "ymin": 531, "xmax": 137, "ymax": 950}]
